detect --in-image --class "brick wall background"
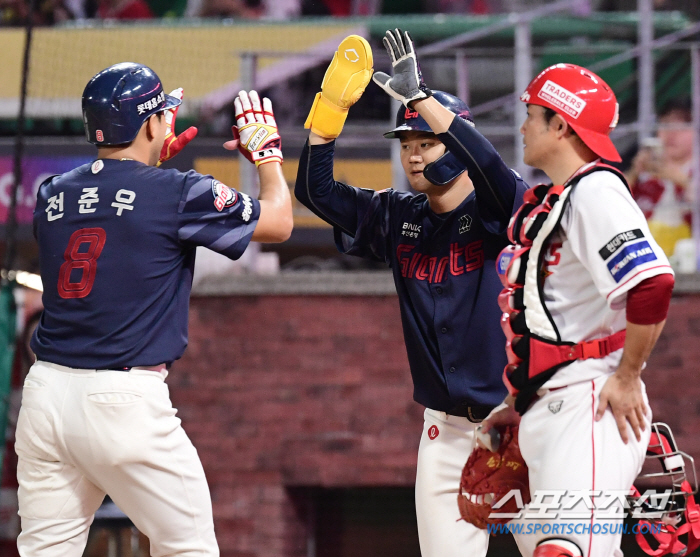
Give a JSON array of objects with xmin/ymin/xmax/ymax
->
[
  {"xmin": 173, "ymin": 295, "xmax": 419, "ymax": 557},
  {"xmin": 170, "ymin": 293, "xmax": 700, "ymax": 557},
  {"xmin": 642, "ymin": 295, "xmax": 700, "ymax": 460}
]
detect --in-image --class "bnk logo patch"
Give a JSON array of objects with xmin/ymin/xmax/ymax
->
[{"xmin": 538, "ymin": 80, "xmax": 587, "ymax": 119}]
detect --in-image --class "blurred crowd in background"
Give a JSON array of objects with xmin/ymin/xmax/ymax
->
[
  {"xmin": 627, "ymin": 97, "xmax": 695, "ymax": 262},
  {"xmin": 0, "ymin": 0, "xmax": 698, "ymax": 25},
  {"xmin": 0, "ymin": 0, "xmax": 697, "ymax": 269}
]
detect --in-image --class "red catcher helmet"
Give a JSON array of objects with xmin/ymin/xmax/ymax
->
[{"xmin": 520, "ymin": 63, "xmax": 621, "ymax": 163}]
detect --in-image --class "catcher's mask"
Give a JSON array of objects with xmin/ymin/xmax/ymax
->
[{"xmin": 630, "ymin": 423, "xmax": 700, "ymax": 556}]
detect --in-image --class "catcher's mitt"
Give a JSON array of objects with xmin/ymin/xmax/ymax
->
[{"xmin": 458, "ymin": 425, "xmax": 530, "ymax": 529}]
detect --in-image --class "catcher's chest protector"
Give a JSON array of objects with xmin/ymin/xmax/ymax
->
[{"xmin": 497, "ymin": 162, "xmax": 630, "ymax": 414}]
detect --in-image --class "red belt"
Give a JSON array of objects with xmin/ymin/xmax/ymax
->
[{"xmin": 528, "ymin": 330, "xmax": 626, "ymax": 380}]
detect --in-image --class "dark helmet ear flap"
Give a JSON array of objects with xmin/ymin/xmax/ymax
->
[{"xmin": 423, "ymin": 150, "xmax": 467, "ymax": 186}]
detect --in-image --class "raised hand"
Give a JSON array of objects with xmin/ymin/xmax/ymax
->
[
  {"xmin": 304, "ymin": 34, "xmax": 373, "ymax": 139},
  {"xmin": 227, "ymin": 90, "xmax": 283, "ymax": 167},
  {"xmin": 372, "ymin": 28, "xmax": 432, "ymax": 108},
  {"xmin": 157, "ymin": 88, "xmax": 198, "ymax": 166}
]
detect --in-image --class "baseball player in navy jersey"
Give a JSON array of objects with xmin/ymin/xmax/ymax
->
[
  {"xmin": 296, "ymin": 31, "xmax": 528, "ymax": 557},
  {"xmin": 480, "ymin": 64, "xmax": 675, "ymax": 557},
  {"xmin": 16, "ymin": 62, "xmax": 292, "ymax": 557}
]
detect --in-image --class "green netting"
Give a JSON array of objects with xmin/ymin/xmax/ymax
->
[{"xmin": 0, "ymin": 282, "xmax": 16, "ymax": 478}]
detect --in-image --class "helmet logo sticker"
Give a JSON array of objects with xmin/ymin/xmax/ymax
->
[
  {"xmin": 344, "ymin": 48, "xmax": 359, "ymax": 63},
  {"xmin": 137, "ymin": 91, "xmax": 165, "ymax": 115},
  {"xmin": 404, "ymin": 107, "xmax": 419, "ymax": 119},
  {"xmin": 95, "ymin": 130, "xmax": 104, "ymax": 142},
  {"xmin": 538, "ymin": 80, "xmax": 587, "ymax": 119}
]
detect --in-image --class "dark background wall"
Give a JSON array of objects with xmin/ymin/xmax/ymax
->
[{"xmin": 167, "ymin": 292, "xmax": 700, "ymax": 557}]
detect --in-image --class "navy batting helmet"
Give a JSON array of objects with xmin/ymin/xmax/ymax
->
[
  {"xmin": 383, "ymin": 90, "xmax": 473, "ymax": 139},
  {"xmin": 82, "ymin": 62, "xmax": 181, "ymax": 146}
]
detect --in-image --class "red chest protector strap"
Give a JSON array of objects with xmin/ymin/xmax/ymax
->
[{"xmin": 497, "ymin": 162, "xmax": 631, "ymax": 413}]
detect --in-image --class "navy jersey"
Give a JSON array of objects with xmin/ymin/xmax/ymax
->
[
  {"xmin": 296, "ymin": 117, "xmax": 528, "ymax": 411},
  {"xmin": 32, "ymin": 159, "xmax": 260, "ymax": 369}
]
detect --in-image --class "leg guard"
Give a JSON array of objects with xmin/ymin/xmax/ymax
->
[{"xmin": 533, "ymin": 539, "xmax": 583, "ymax": 557}]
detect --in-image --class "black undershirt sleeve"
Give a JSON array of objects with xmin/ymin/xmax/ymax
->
[
  {"xmin": 438, "ymin": 117, "xmax": 520, "ymax": 230},
  {"xmin": 295, "ymin": 140, "xmax": 369, "ymax": 237}
]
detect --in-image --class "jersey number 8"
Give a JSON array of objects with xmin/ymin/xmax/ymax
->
[{"xmin": 58, "ymin": 228, "xmax": 106, "ymax": 299}]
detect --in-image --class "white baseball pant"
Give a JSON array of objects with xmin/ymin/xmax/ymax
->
[
  {"xmin": 415, "ymin": 408, "xmax": 489, "ymax": 557},
  {"xmin": 15, "ymin": 361, "xmax": 219, "ymax": 557},
  {"xmin": 513, "ymin": 375, "xmax": 651, "ymax": 557}
]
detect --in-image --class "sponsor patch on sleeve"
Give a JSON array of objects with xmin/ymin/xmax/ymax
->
[
  {"xmin": 211, "ymin": 180, "xmax": 237, "ymax": 212},
  {"xmin": 606, "ymin": 240, "xmax": 657, "ymax": 282},
  {"xmin": 239, "ymin": 192, "xmax": 253, "ymax": 222},
  {"xmin": 599, "ymin": 229, "xmax": 645, "ymax": 260}
]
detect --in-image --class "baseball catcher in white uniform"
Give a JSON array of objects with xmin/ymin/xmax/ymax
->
[{"xmin": 480, "ymin": 63, "xmax": 675, "ymax": 557}]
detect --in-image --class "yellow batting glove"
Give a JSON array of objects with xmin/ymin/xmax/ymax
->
[{"xmin": 305, "ymin": 35, "xmax": 373, "ymax": 139}]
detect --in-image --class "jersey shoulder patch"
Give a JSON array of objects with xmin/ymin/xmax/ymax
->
[
  {"xmin": 602, "ymin": 234, "xmax": 657, "ymax": 283},
  {"xmin": 211, "ymin": 179, "xmax": 237, "ymax": 212}
]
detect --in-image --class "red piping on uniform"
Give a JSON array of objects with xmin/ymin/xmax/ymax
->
[
  {"xmin": 606, "ymin": 265, "xmax": 673, "ymax": 300},
  {"xmin": 588, "ymin": 380, "xmax": 596, "ymax": 557}
]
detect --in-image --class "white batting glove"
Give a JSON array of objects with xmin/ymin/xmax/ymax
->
[
  {"xmin": 372, "ymin": 28, "xmax": 433, "ymax": 108},
  {"xmin": 231, "ymin": 90, "xmax": 283, "ymax": 167}
]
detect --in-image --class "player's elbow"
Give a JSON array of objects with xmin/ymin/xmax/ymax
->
[
  {"xmin": 293, "ymin": 181, "xmax": 307, "ymax": 207},
  {"xmin": 253, "ymin": 209, "xmax": 293, "ymax": 243},
  {"xmin": 272, "ymin": 212, "xmax": 294, "ymax": 243}
]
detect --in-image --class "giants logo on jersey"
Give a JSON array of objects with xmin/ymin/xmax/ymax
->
[
  {"xmin": 211, "ymin": 180, "xmax": 237, "ymax": 212},
  {"xmin": 396, "ymin": 240, "xmax": 483, "ymax": 284}
]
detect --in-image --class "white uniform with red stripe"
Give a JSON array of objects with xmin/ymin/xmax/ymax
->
[{"xmin": 513, "ymin": 162, "xmax": 673, "ymax": 557}]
